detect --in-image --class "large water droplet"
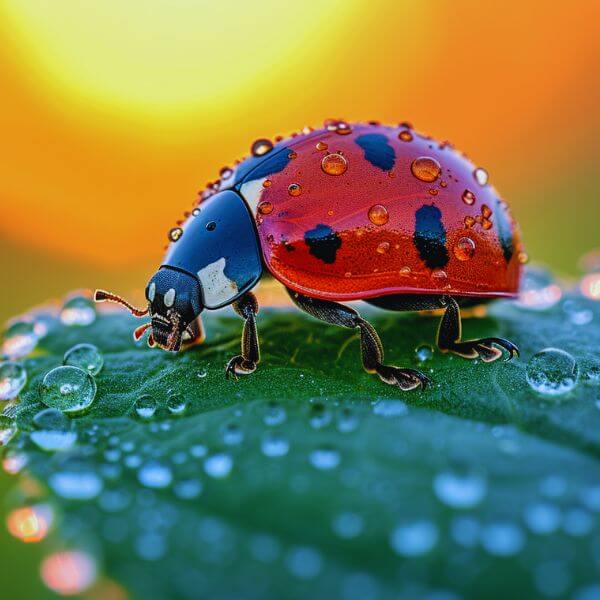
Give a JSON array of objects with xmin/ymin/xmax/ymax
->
[
  {"xmin": 135, "ymin": 395, "xmax": 157, "ymax": 419},
  {"xmin": 204, "ymin": 453, "xmax": 233, "ymax": 478},
  {"xmin": 526, "ymin": 348, "xmax": 579, "ymax": 396},
  {"xmin": 2, "ymin": 321, "xmax": 38, "ymax": 359},
  {"xmin": 60, "ymin": 295, "xmax": 96, "ymax": 326},
  {"xmin": 0, "ymin": 362, "xmax": 27, "ymax": 400},
  {"xmin": 63, "ymin": 343, "xmax": 103, "ymax": 375},
  {"xmin": 49, "ymin": 469, "xmax": 103, "ymax": 499},
  {"xmin": 251, "ymin": 138, "xmax": 273, "ymax": 157},
  {"xmin": 321, "ymin": 153, "xmax": 348, "ymax": 176},
  {"xmin": 411, "ymin": 157, "xmax": 441, "ymax": 182},
  {"xmin": 31, "ymin": 408, "xmax": 77, "ymax": 452},
  {"xmin": 261, "ymin": 432, "xmax": 290, "ymax": 457},
  {"xmin": 309, "ymin": 446, "xmax": 340, "ymax": 470},
  {"xmin": 368, "ymin": 204, "xmax": 389, "ymax": 226},
  {"xmin": 138, "ymin": 460, "xmax": 173, "ymax": 488},
  {"xmin": 166, "ymin": 394, "xmax": 187, "ymax": 415},
  {"xmin": 315, "ymin": 141, "xmax": 328, "ymax": 151},
  {"xmin": 41, "ymin": 366, "xmax": 97, "ymax": 413},
  {"xmin": 453, "ymin": 236, "xmax": 476, "ymax": 261},
  {"xmin": 433, "ymin": 469, "xmax": 488, "ymax": 508},
  {"xmin": 390, "ymin": 521, "xmax": 439, "ymax": 556}
]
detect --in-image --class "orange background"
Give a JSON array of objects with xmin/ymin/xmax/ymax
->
[{"xmin": 1, "ymin": 1, "xmax": 599, "ymax": 323}]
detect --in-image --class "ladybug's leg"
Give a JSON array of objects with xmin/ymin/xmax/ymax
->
[
  {"xmin": 225, "ymin": 292, "xmax": 260, "ymax": 379},
  {"xmin": 288, "ymin": 289, "xmax": 429, "ymax": 391},
  {"xmin": 437, "ymin": 296, "xmax": 519, "ymax": 362}
]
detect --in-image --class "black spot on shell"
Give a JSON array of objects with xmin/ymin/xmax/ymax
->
[
  {"xmin": 414, "ymin": 204, "xmax": 449, "ymax": 269},
  {"xmin": 304, "ymin": 224, "xmax": 341, "ymax": 264},
  {"xmin": 495, "ymin": 200, "xmax": 514, "ymax": 262},
  {"xmin": 355, "ymin": 134, "xmax": 395, "ymax": 171}
]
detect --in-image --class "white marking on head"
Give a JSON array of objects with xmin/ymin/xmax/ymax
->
[
  {"xmin": 197, "ymin": 257, "xmax": 239, "ymax": 308},
  {"xmin": 239, "ymin": 177, "xmax": 267, "ymax": 215},
  {"xmin": 148, "ymin": 282, "xmax": 156, "ymax": 302},
  {"xmin": 164, "ymin": 288, "xmax": 176, "ymax": 307}
]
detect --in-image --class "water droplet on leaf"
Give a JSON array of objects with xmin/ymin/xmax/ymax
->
[
  {"xmin": 63, "ymin": 343, "xmax": 103, "ymax": 375},
  {"xmin": 526, "ymin": 348, "xmax": 579, "ymax": 396},
  {"xmin": 0, "ymin": 361, "xmax": 27, "ymax": 400},
  {"xmin": 60, "ymin": 295, "xmax": 97, "ymax": 326},
  {"xmin": 41, "ymin": 366, "xmax": 97, "ymax": 413}
]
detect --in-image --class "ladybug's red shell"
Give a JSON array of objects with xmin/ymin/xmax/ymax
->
[{"xmin": 234, "ymin": 123, "xmax": 522, "ymax": 301}]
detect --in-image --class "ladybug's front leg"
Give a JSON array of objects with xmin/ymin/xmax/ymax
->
[
  {"xmin": 437, "ymin": 296, "xmax": 519, "ymax": 362},
  {"xmin": 287, "ymin": 289, "xmax": 429, "ymax": 391},
  {"xmin": 225, "ymin": 292, "xmax": 260, "ymax": 379}
]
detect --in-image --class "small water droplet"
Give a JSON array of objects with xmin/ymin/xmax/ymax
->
[
  {"xmin": 453, "ymin": 236, "xmax": 476, "ymax": 261},
  {"xmin": 518, "ymin": 251, "xmax": 529, "ymax": 264},
  {"xmin": 336, "ymin": 408, "xmax": 359, "ymax": 433},
  {"xmin": 461, "ymin": 189, "xmax": 476, "ymax": 205},
  {"xmin": 222, "ymin": 423, "xmax": 244, "ymax": 445},
  {"xmin": 219, "ymin": 166, "xmax": 233, "ymax": 179},
  {"xmin": 332, "ymin": 512, "xmax": 364, "ymax": 539},
  {"xmin": 376, "ymin": 241, "xmax": 390, "ymax": 255},
  {"xmin": 0, "ymin": 415, "xmax": 17, "ymax": 446},
  {"xmin": 49, "ymin": 469, "xmax": 103, "ymax": 499},
  {"xmin": 433, "ymin": 469, "xmax": 488, "ymax": 508},
  {"xmin": 63, "ymin": 343, "xmax": 103, "ymax": 375},
  {"xmin": 309, "ymin": 402, "xmax": 332, "ymax": 429},
  {"xmin": 2, "ymin": 321, "xmax": 38, "ymax": 358},
  {"xmin": 526, "ymin": 348, "xmax": 579, "ymax": 396},
  {"xmin": 335, "ymin": 121, "xmax": 352, "ymax": 135},
  {"xmin": 262, "ymin": 179, "xmax": 272, "ymax": 188},
  {"xmin": 562, "ymin": 299, "xmax": 593, "ymax": 326},
  {"xmin": 288, "ymin": 183, "xmax": 302, "ymax": 196},
  {"xmin": 398, "ymin": 130, "xmax": 413, "ymax": 142},
  {"xmin": 135, "ymin": 395, "xmax": 156, "ymax": 418},
  {"xmin": 523, "ymin": 502, "xmax": 561, "ymax": 534},
  {"xmin": 411, "ymin": 156, "xmax": 441, "ymax": 182},
  {"xmin": 137, "ymin": 460, "xmax": 173, "ymax": 489},
  {"xmin": 192, "ymin": 207, "xmax": 201, "ymax": 217},
  {"xmin": 368, "ymin": 204, "xmax": 389, "ymax": 226},
  {"xmin": 166, "ymin": 394, "xmax": 187, "ymax": 415},
  {"xmin": 41, "ymin": 366, "xmax": 96, "ymax": 413},
  {"xmin": 372, "ymin": 399, "xmax": 408, "ymax": 417},
  {"xmin": 321, "ymin": 153, "xmax": 348, "ymax": 176},
  {"xmin": 431, "ymin": 268, "xmax": 448, "ymax": 281},
  {"xmin": 261, "ymin": 432, "xmax": 290, "ymax": 457},
  {"xmin": 315, "ymin": 141, "xmax": 328, "ymax": 151},
  {"xmin": 204, "ymin": 453, "xmax": 233, "ymax": 478},
  {"xmin": 251, "ymin": 138, "xmax": 273, "ymax": 157},
  {"xmin": 263, "ymin": 402, "xmax": 286, "ymax": 426},
  {"xmin": 0, "ymin": 362, "xmax": 27, "ymax": 401},
  {"xmin": 480, "ymin": 522, "xmax": 525, "ymax": 556},
  {"xmin": 390, "ymin": 521, "xmax": 439, "ymax": 556},
  {"xmin": 415, "ymin": 345, "xmax": 433, "ymax": 362},
  {"xmin": 60, "ymin": 295, "xmax": 97, "ymax": 326},
  {"xmin": 258, "ymin": 201, "xmax": 274, "ymax": 215},
  {"xmin": 285, "ymin": 546, "xmax": 323, "ymax": 580},
  {"xmin": 168, "ymin": 227, "xmax": 183, "ymax": 242},
  {"xmin": 173, "ymin": 479, "xmax": 203, "ymax": 500},
  {"xmin": 206, "ymin": 221, "xmax": 217, "ymax": 231},
  {"xmin": 474, "ymin": 167, "xmax": 489, "ymax": 186},
  {"xmin": 399, "ymin": 266, "xmax": 411, "ymax": 276},
  {"xmin": 309, "ymin": 446, "xmax": 340, "ymax": 470}
]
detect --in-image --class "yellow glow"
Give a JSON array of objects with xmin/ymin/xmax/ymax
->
[
  {"xmin": 0, "ymin": 0, "xmax": 352, "ymax": 118},
  {"xmin": 6, "ymin": 505, "xmax": 53, "ymax": 543}
]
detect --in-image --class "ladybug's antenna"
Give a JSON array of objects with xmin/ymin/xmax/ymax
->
[{"xmin": 94, "ymin": 289, "xmax": 149, "ymax": 317}]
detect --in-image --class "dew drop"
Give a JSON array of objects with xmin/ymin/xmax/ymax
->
[
  {"xmin": 285, "ymin": 546, "xmax": 323, "ymax": 580},
  {"xmin": 258, "ymin": 201, "xmax": 274, "ymax": 215},
  {"xmin": 431, "ymin": 268, "xmax": 448, "ymax": 282},
  {"xmin": 462, "ymin": 189, "xmax": 476, "ymax": 205},
  {"xmin": 526, "ymin": 348, "xmax": 579, "ymax": 396},
  {"xmin": 166, "ymin": 394, "xmax": 187, "ymax": 415},
  {"xmin": 390, "ymin": 521, "xmax": 439, "ymax": 556},
  {"xmin": 168, "ymin": 227, "xmax": 183, "ymax": 242},
  {"xmin": 192, "ymin": 207, "xmax": 201, "ymax": 217},
  {"xmin": 49, "ymin": 469, "xmax": 103, "ymax": 500},
  {"xmin": 135, "ymin": 395, "xmax": 156, "ymax": 419},
  {"xmin": 372, "ymin": 399, "xmax": 408, "ymax": 417},
  {"xmin": 41, "ymin": 366, "xmax": 96, "ymax": 413},
  {"xmin": 336, "ymin": 408, "xmax": 359, "ymax": 433},
  {"xmin": 315, "ymin": 141, "xmax": 328, "ymax": 151},
  {"xmin": 433, "ymin": 469, "xmax": 488, "ymax": 508},
  {"xmin": 0, "ymin": 415, "xmax": 17, "ymax": 446},
  {"xmin": 261, "ymin": 432, "xmax": 290, "ymax": 457},
  {"xmin": 561, "ymin": 299, "xmax": 593, "ymax": 326},
  {"xmin": 309, "ymin": 446, "xmax": 340, "ymax": 470},
  {"xmin": 251, "ymin": 138, "xmax": 273, "ymax": 157},
  {"xmin": 206, "ymin": 221, "xmax": 216, "ymax": 231},
  {"xmin": 368, "ymin": 204, "xmax": 389, "ymax": 226},
  {"xmin": 173, "ymin": 479, "xmax": 203, "ymax": 500},
  {"xmin": 263, "ymin": 402, "xmax": 286, "ymax": 426},
  {"xmin": 219, "ymin": 166, "xmax": 233, "ymax": 180},
  {"xmin": 1, "ymin": 321, "xmax": 38, "ymax": 359},
  {"xmin": 474, "ymin": 167, "xmax": 489, "ymax": 186},
  {"xmin": 523, "ymin": 502, "xmax": 561, "ymax": 534},
  {"xmin": 517, "ymin": 267, "xmax": 562, "ymax": 311},
  {"xmin": 63, "ymin": 343, "xmax": 103, "ymax": 375},
  {"xmin": 411, "ymin": 156, "xmax": 441, "ymax": 182},
  {"xmin": 480, "ymin": 522, "xmax": 525, "ymax": 556},
  {"xmin": 464, "ymin": 216, "xmax": 476, "ymax": 228},
  {"xmin": 332, "ymin": 512, "xmax": 364, "ymax": 539},
  {"xmin": 453, "ymin": 236, "xmax": 476, "ymax": 261},
  {"xmin": 0, "ymin": 361, "xmax": 27, "ymax": 401},
  {"xmin": 138, "ymin": 460, "xmax": 173, "ymax": 489},
  {"xmin": 262, "ymin": 179, "xmax": 272, "ymax": 188},
  {"xmin": 221, "ymin": 423, "xmax": 243, "ymax": 445},
  {"xmin": 288, "ymin": 183, "xmax": 302, "ymax": 197},
  {"xmin": 204, "ymin": 453, "xmax": 233, "ymax": 478},
  {"xmin": 321, "ymin": 153, "xmax": 347, "ymax": 176},
  {"xmin": 31, "ymin": 408, "xmax": 77, "ymax": 452},
  {"xmin": 376, "ymin": 241, "xmax": 390, "ymax": 255},
  {"xmin": 288, "ymin": 151, "xmax": 297, "ymax": 159},
  {"xmin": 60, "ymin": 295, "xmax": 97, "ymax": 326},
  {"xmin": 415, "ymin": 345, "xmax": 433, "ymax": 362},
  {"xmin": 335, "ymin": 121, "xmax": 352, "ymax": 135},
  {"xmin": 398, "ymin": 130, "xmax": 413, "ymax": 142}
]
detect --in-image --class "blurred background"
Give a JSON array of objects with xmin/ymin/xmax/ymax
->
[{"xmin": 0, "ymin": 1, "xmax": 599, "ymax": 595}]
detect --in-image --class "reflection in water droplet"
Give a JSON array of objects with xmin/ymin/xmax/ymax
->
[
  {"xmin": 526, "ymin": 348, "xmax": 579, "ymax": 396},
  {"xmin": 415, "ymin": 345, "xmax": 433, "ymax": 362},
  {"xmin": 204, "ymin": 453, "xmax": 233, "ymax": 478},
  {"xmin": 0, "ymin": 362, "xmax": 27, "ymax": 401},
  {"xmin": 60, "ymin": 296, "xmax": 97, "ymax": 326},
  {"xmin": 309, "ymin": 447, "xmax": 340, "ymax": 470},
  {"xmin": 474, "ymin": 167, "xmax": 489, "ymax": 186},
  {"xmin": 321, "ymin": 153, "xmax": 348, "ymax": 176},
  {"xmin": 135, "ymin": 395, "xmax": 157, "ymax": 418},
  {"xmin": 261, "ymin": 432, "xmax": 290, "ymax": 457},
  {"xmin": 41, "ymin": 366, "xmax": 97, "ymax": 413},
  {"xmin": 168, "ymin": 227, "xmax": 183, "ymax": 242},
  {"xmin": 411, "ymin": 157, "xmax": 441, "ymax": 182},
  {"xmin": 288, "ymin": 183, "xmax": 302, "ymax": 197},
  {"xmin": 462, "ymin": 189, "xmax": 476, "ymax": 205},
  {"xmin": 167, "ymin": 394, "xmax": 187, "ymax": 415},
  {"xmin": 2, "ymin": 321, "xmax": 38, "ymax": 359},
  {"xmin": 63, "ymin": 343, "xmax": 104, "ymax": 375},
  {"xmin": 368, "ymin": 204, "xmax": 389, "ymax": 226},
  {"xmin": 49, "ymin": 470, "xmax": 103, "ymax": 500},
  {"xmin": 251, "ymin": 138, "xmax": 273, "ymax": 157},
  {"xmin": 480, "ymin": 522, "xmax": 525, "ymax": 556},
  {"xmin": 453, "ymin": 236, "xmax": 476, "ymax": 261},
  {"xmin": 390, "ymin": 521, "xmax": 439, "ymax": 556},
  {"xmin": 138, "ymin": 461, "xmax": 173, "ymax": 489},
  {"xmin": 40, "ymin": 551, "xmax": 98, "ymax": 595},
  {"xmin": 433, "ymin": 469, "xmax": 488, "ymax": 508}
]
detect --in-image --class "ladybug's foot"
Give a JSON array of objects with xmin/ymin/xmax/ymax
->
[
  {"xmin": 225, "ymin": 355, "xmax": 257, "ymax": 380},
  {"xmin": 374, "ymin": 364, "xmax": 429, "ymax": 391},
  {"xmin": 446, "ymin": 337, "xmax": 519, "ymax": 363}
]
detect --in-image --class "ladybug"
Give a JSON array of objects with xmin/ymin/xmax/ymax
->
[{"xmin": 96, "ymin": 120, "xmax": 523, "ymax": 391}]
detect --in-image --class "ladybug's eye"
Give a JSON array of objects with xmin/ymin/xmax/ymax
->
[
  {"xmin": 164, "ymin": 288, "xmax": 176, "ymax": 308},
  {"xmin": 147, "ymin": 282, "xmax": 156, "ymax": 302}
]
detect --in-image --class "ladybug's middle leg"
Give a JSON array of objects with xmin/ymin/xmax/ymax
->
[
  {"xmin": 437, "ymin": 296, "xmax": 519, "ymax": 362},
  {"xmin": 287, "ymin": 289, "xmax": 429, "ymax": 391},
  {"xmin": 225, "ymin": 292, "xmax": 260, "ymax": 379}
]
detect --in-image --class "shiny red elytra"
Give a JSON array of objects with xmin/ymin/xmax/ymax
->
[{"xmin": 96, "ymin": 120, "xmax": 524, "ymax": 391}]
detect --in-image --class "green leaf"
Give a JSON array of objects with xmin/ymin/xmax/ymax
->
[{"xmin": 3, "ymin": 289, "xmax": 600, "ymax": 599}]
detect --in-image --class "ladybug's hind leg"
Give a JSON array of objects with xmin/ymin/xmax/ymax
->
[
  {"xmin": 287, "ymin": 289, "xmax": 429, "ymax": 391},
  {"xmin": 437, "ymin": 296, "xmax": 519, "ymax": 362},
  {"xmin": 225, "ymin": 292, "xmax": 260, "ymax": 379}
]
